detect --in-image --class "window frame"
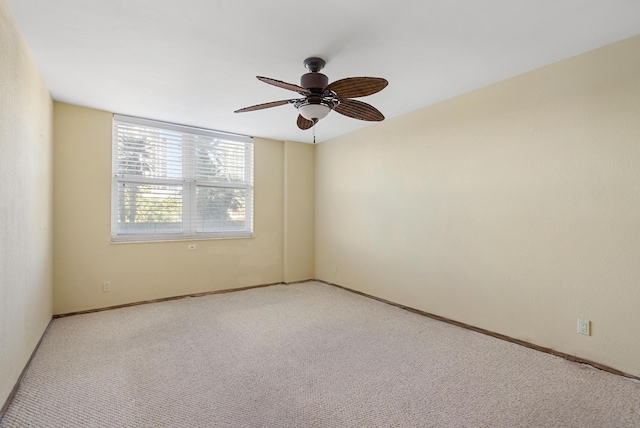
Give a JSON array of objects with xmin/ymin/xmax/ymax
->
[{"xmin": 111, "ymin": 114, "xmax": 254, "ymax": 243}]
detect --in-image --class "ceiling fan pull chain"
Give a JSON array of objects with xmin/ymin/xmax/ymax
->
[{"xmin": 313, "ymin": 121, "xmax": 316, "ymax": 144}]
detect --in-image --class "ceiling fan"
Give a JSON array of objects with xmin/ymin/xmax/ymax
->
[{"xmin": 234, "ymin": 57, "xmax": 388, "ymax": 133}]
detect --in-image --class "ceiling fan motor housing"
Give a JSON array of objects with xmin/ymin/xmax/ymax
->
[{"xmin": 301, "ymin": 72, "xmax": 328, "ymax": 92}]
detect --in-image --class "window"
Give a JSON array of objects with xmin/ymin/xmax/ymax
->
[{"xmin": 111, "ymin": 115, "xmax": 253, "ymax": 242}]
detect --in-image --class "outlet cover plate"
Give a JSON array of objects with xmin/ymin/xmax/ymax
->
[{"xmin": 577, "ymin": 318, "xmax": 590, "ymax": 335}]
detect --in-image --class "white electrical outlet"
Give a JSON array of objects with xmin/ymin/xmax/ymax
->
[
  {"xmin": 187, "ymin": 244, "xmax": 197, "ymax": 250},
  {"xmin": 577, "ymin": 318, "xmax": 590, "ymax": 336},
  {"xmin": 103, "ymin": 281, "xmax": 111, "ymax": 292}
]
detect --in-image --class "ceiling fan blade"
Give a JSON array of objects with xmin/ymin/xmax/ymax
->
[
  {"xmin": 326, "ymin": 77, "xmax": 388, "ymax": 98},
  {"xmin": 297, "ymin": 115, "xmax": 315, "ymax": 130},
  {"xmin": 234, "ymin": 99, "xmax": 298, "ymax": 113},
  {"xmin": 257, "ymin": 76, "xmax": 311, "ymax": 95},
  {"xmin": 334, "ymin": 99, "xmax": 385, "ymax": 121}
]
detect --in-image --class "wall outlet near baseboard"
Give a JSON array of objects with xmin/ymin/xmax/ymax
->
[
  {"xmin": 103, "ymin": 281, "xmax": 111, "ymax": 292},
  {"xmin": 577, "ymin": 318, "xmax": 590, "ymax": 335}
]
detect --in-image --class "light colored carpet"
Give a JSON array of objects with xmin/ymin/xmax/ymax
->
[{"xmin": 2, "ymin": 281, "xmax": 639, "ymax": 427}]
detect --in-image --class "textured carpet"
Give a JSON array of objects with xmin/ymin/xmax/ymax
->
[{"xmin": 2, "ymin": 282, "xmax": 639, "ymax": 427}]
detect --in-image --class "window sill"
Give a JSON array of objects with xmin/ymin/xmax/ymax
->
[{"xmin": 110, "ymin": 234, "xmax": 254, "ymax": 244}]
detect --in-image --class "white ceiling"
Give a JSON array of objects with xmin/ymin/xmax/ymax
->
[{"xmin": 7, "ymin": 0, "xmax": 640, "ymax": 143}]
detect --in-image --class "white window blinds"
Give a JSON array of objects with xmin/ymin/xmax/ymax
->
[{"xmin": 111, "ymin": 115, "xmax": 253, "ymax": 242}]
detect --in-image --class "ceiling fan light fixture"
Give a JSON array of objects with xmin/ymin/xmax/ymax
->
[{"xmin": 298, "ymin": 102, "xmax": 331, "ymax": 121}]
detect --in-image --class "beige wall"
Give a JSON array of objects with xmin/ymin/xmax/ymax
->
[
  {"xmin": 284, "ymin": 141, "xmax": 315, "ymax": 283},
  {"xmin": 316, "ymin": 35, "xmax": 640, "ymax": 377},
  {"xmin": 0, "ymin": 0, "xmax": 53, "ymax": 406},
  {"xmin": 53, "ymin": 103, "xmax": 315, "ymax": 314}
]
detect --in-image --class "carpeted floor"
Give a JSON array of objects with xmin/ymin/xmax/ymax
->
[{"xmin": 2, "ymin": 281, "xmax": 639, "ymax": 427}]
